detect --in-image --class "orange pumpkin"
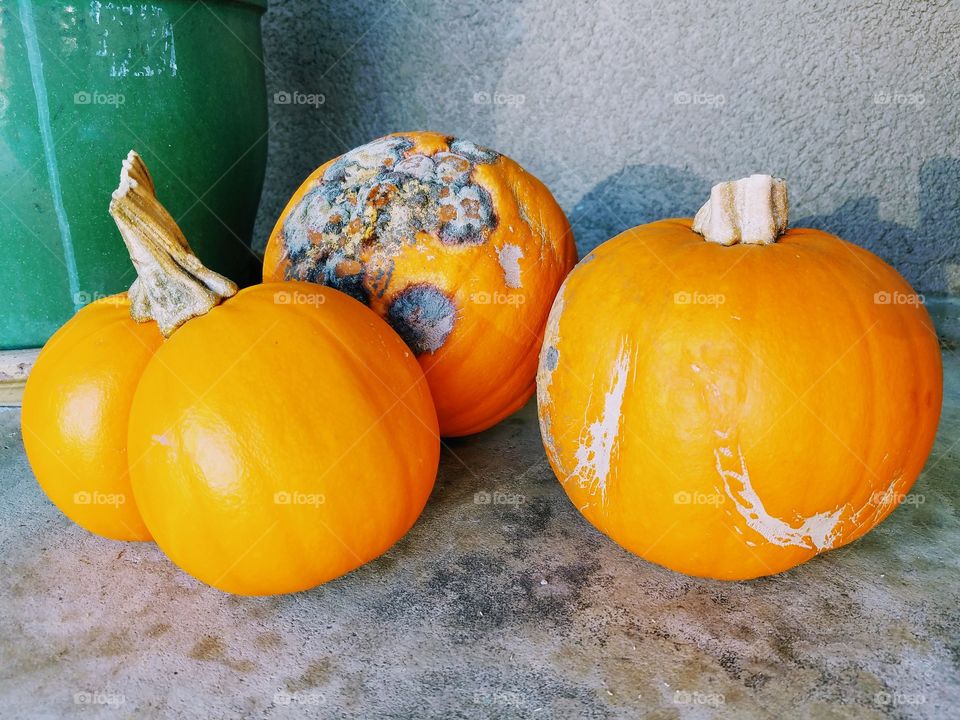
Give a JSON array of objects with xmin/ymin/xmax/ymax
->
[
  {"xmin": 22, "ymin": 152, "xmax": 439, "ymax": 595},
  {"xmin": 22, "ymin": 294, "xmax": 162, "ymax": 541},
  {"xmin": 264, "ymin": 132, "xmax": 577, "ymax": 436},
  {"xmin": 537, "ymin": 175, "xmax": 942, "ymax": 580}
]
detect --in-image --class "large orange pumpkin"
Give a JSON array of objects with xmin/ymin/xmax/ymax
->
[
  {"xmin": 537, "ymin": 175, "xmax": 942, "ymax": 580},
  {"xmin": 22, "ymin": 152, "xmax": 439, "ymax": 595},
  {"xmin": 264, "ymin": 132, "xmax": 577, "ymax": 437}
]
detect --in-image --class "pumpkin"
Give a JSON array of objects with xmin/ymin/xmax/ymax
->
[
  {"xmin": 263, "ymin": 132, "xmax": 577, "ymax": 437},
  {"xmin": 537, "ymin": 175, "xmax": 942, "ymax": 580},
  {"xmin": 22, "ymin": 152, "xmax": 439, "ymax": 595},
  {"xmin": 21, "ymin": 294, "xmax": 162, "ymax": 541}
]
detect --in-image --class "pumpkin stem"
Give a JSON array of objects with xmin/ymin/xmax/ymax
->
[
  {"xmin": 108, "ymin": 151, "xmax": 237, "ymax": 337},
  {"xmin": 692, "ymin": 174, "xmax": 789, "ymax": 246}
]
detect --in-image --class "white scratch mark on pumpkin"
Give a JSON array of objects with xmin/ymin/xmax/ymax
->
[
  {"xmin": 714, "ymin": 444, "xmax": 843, "ymax": 551},
  {"xmin": 497, "ymin": 243, "xmax": 524, "ymax": 289},
  {"xmin": 570, "ymin": 342, "xmax": 630, "ymax": 502},
  {"xmin": 848, "ymin": 473, "xmax": 906, "ymax": 529}
]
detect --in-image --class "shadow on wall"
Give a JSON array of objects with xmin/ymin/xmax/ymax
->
[
  {"xmin": 798, "ymin": 157, "xmax": 960, "ymax": 295},
  {"xmin": 568, "ymin": 165, "xmax": 711, "ymax": 258},
  {"xmin": 570, "ymin": 158, "xmax": 960, "ymax": 294}
]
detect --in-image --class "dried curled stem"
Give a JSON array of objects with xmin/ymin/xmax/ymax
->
[{"xmin": 109, "ymin": 151, "xmax": 237, "ymax": 336}]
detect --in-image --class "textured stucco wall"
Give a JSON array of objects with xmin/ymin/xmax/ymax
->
[{"xmin": 256, "ymin": 0, "xmax": 960, "ymax": 294}]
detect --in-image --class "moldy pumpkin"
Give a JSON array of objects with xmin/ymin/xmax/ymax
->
[{"xmin": 264, "ymin": 132, "xmax": 577, "ymax": 437}]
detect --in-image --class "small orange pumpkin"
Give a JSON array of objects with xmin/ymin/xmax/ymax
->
[
  {"xmin": 22, "ymin": 294, "xmax": 162, "ymax": 541},
  {"xmin": 537, "ymin": 175, "xmax": 942, "ymax": 580},
  {"xmin": 22, "ymin": 152, "xmax": 439, "ymax": 595},
  {"xmin": 264, "ymin": 132, "xmax": 577, "ymax": 436}
]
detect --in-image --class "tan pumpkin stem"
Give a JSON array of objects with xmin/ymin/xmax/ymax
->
[
  {"xmin": 692, "ymin": 174, "xmax": 789, "ymax": 246},
  {"xmin": 109, "ymin": 151, "xmax": 237, "ymax": 337}
]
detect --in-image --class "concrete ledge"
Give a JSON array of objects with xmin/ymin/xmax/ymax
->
[{"xmin": 0, "ymin": 348, "xmax": 39, "ymax": 406}]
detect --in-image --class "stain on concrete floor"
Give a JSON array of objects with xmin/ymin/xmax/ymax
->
[{"xmin": 1, "ymin": 310, "xmax": 958, "ymax": 719}]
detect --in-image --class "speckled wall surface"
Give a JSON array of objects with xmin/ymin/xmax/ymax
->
[{"xmin": 254, "ymin": 0, "xmax": 960, "ymax": 295}]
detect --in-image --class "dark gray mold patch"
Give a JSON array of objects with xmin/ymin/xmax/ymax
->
[
  {"xmin": 544, "ymin": 346, "xmax": 559, "ymax": 372},
  {"xmin": 386, "ymin": 284, "xmax": 457, "ymax": 355},
  {"xmin": 312, "ymin": 251, "xmax": 368, "ymax": 304}
]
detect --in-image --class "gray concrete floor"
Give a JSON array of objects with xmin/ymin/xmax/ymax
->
[{"xmin": 2, "ymin": 303, "xmax": 958, "ymax": 720}]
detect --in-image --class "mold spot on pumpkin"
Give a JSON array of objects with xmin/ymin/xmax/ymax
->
[
  {"xmin": 449, "ymin": 138, "xmax": 500, "ymax": 164},
  {"xmin": 286, "ymin": 247, "xmax": 370, "ymax": 304},
  {"xmin": 280, "ymin": 134, "xmax": 500, "ymax": 295},
  {"xmin": 544, "ymin": 346, "xmax": 559, "ymax": 372},
  {"xmin": 536, "ymin": 285, "xmax": 565, "ymax": 398},
  {"xmin": 387, "ymin": 284, "xmax": 457, "ymax": 355},
  {"xmin": 536, "ymin": 288, "xmax": 566, "ymax": 465},
  {"xmin": 438, "ymin": 183, "xmax": 496, "ymax": 246}
]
